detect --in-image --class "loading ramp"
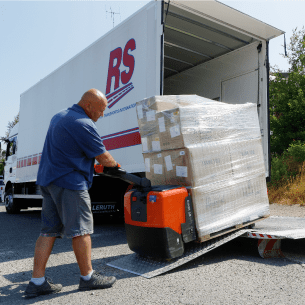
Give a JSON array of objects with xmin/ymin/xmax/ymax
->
[{"xmin": 107, "ymin": 216, "xmax": 305, "ymax": 278}]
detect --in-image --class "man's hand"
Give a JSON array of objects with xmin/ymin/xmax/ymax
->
[
  {"xmin": 94, "ymin": 164, "xmax": 104, "ymax": 174},
  {"xmin": 95, "ymin": 152, "xmax": 126, "ymax": 177},
  {"xmin": 103, "ymin": 163, "xmax": 126, "ymax": 177},
  {"xmin": 94, "ymin": 163, "xmax": 126, "ymax": 177}
]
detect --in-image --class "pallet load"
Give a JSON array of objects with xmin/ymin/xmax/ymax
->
[{"xmin": 136, "ymin": 95, "xmax": 269, "ymax": 241}]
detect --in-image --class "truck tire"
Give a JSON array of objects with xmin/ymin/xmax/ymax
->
[{"xmin": 4, "ymin": 188, "xmax": 21, "ymax": 214}]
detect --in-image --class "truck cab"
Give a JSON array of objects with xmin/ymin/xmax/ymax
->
[
  {"xmin": 0, "ymin": 176, "xmax": 4, "ymax": 202},
  {"xmin": 3, "ymin": 123, "xmax": 19, "ymax": 213}
]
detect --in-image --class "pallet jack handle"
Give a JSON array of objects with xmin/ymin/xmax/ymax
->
[
  {"xmin": 119, "ymin": 173, "xmax": 151, "ymax": 189},
  {"xmin": 95, "ymin": 164, "xmax": 151, "ymax": 189}
]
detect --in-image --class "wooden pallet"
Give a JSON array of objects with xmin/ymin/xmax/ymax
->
[{"xmin": 197, "ymin": 215, "xmax": 270, "ymax": 243}]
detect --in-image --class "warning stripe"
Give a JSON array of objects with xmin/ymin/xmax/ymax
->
[
  {"xmin": 258, "ymin": 239, "xmax": 277, "ymax": 250},
  {"xmin": 263, "ymin": 239, "xmax": 278, "ymax": 252},
  {"xmin": 257, "ymin": 239, "xmax": 284, "ymax": 258},
  {"xmin": 247, "ymin": 233, "xmax": 278, "ymax": 239}
]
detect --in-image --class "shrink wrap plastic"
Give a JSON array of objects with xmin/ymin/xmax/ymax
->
[{"xmin": 136, "ymin": 95, "xmax": 269, "ymax": 238}]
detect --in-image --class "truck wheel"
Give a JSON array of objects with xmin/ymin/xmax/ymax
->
[{"xmin": 4, "ymin": 188, "xmax": 20, "ymax": 214}]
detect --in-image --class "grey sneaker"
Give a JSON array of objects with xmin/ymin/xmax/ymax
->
[
  {"xmin": 24, "ymin": 277, "xmax": 62, "ymax": 298},
  {"xmin": 79, "ymin": 271, "xmax": 116, "ymax": 290}
]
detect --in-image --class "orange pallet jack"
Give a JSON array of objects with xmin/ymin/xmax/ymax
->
[{"xmin": 98, "ymin": 169, "xmax": 197, "ymax": 259}]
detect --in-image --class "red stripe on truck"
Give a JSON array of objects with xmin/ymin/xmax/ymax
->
[
  {"xmin": 103, "ymin": 131, "xmax": 141, "ymax": 151},
  {"xmin": 101, "ymin": 127, "xmax": 139, "ymax": 140},
  {"xmin": 16, "ymin": 129, "xmax": 142, "ymax": 166}
]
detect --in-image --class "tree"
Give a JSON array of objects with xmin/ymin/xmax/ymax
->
[
  {"xmin": 0, "ymin": 148, "xmax": 5, "ymax": 176},
  {"xmin": 0, "ymin": 112, "xmax": 19, "ymax": 143},
  {"xmin": 269, "ymin": 29, "xmax": 305, "ymax": 155},
  {"xmin": 0, "ymin": 164, "xmax": 4, "ymax": 177},
  {"xmin": 286, "ymin": 27, "xmax": 305, "ymax": 74},
  {"xmin": 0, "ymin": 113, "xmax": 19, "ymax": 175},
  {"xmin": 5, "ymin": 113, "xmax": 19, "ymax": 138}
]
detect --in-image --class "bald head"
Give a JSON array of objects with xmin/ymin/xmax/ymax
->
[
  {"xmin": 81, "ymin": 88, "xmax": 106, "ymax": 101},
  {"xmin": 78, "ymin": 89, "xmax": 108, "ymax": 122}
]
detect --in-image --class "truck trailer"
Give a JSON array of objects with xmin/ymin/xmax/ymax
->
[{"xmin": 3, "ymin": 0, "xmax": 284, "ymax": 215}]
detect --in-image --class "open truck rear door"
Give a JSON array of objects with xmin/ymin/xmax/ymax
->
[{"xmin": 161, "ymin": 0, "xmax": 284, "ymax": 179}]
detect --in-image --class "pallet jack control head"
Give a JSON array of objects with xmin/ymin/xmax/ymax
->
[{"xmin": 94, "ymin": 164, "xmax": 151, "ymax": 189}]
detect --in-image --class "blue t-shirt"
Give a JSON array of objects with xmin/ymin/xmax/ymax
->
[{"xmin": 36, "ymin": 104, "xmax": 106, "ymax": 190}]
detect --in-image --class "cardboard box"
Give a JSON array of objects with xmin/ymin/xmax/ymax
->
[
  {"xmin": 141, "ymin": 134, "xmax": 161, "ymax": 153},
  {"xmin": 140, "ymin": 102, "xmax": 261, "ymax": 152},
  {"xmin": 138, "ymin": 115, "xmax": 159, "ymax": 138},
  {"xmin": 162, "ymin": 148, "xmax": 192, "ymax": 186},
  {"xmin": 136, "ymin": 95, "xmax": 207, "ymax": 121},
  {"xmin": 136, "ymin": 95, "xmax": 218, "ymax": 141},
  {"xmin": 144, "ymin": 143, "xmax": 233, "ymax": 187},
  {"xmin": 157, "ymin": 108, "xmax": 202, "ymax": 151},
  {"xmin": 144, "ymin": 152, "xmax": 166, "ymax": 185}
]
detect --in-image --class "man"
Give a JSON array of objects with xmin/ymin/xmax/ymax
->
[{"xmin": 24, "ymin": 89, "xmax": 125, "ymax": 298}]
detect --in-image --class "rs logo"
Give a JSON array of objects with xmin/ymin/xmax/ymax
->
[{"xmin": 106, "ymin": 39, "xmax": 136, "ymax": 109}]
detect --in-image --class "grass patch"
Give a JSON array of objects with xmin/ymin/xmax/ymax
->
[
  {"xmin": 268, "ymin": 162, "xmax": 305, "ymax": 206},
  {"xmin": 267, "ymin": 141, "xmax": 305, "ymax": 205}
]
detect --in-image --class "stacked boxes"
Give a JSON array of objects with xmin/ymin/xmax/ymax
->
[
  {"xmin": 136, "ymin": 95, "xmax": 269, "ymax": 239},
  {"xmin": 144, "ymin": 143, "xmax": 233, "ymax": 187}
]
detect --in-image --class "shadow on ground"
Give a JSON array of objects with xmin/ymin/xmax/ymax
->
[
  {"xmin": 0, "ymin": 254, "xmax": 136, "ymax": 305},
  {"xmin": 0, "ymin": 207, "xmax": 127, "ymax": 264}
]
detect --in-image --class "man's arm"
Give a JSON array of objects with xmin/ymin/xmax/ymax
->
[
  {"xmin": 95, "ymin": 151, "xmax": 126, "ymax": 177},
  {"xmin": 95, "ymin": 151, "xmax": 117, "ymax": 167}
]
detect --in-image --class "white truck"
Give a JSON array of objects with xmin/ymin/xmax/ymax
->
[
  {"xmin": 3, "ymin": 0, "xmax": 284, "ymax": 215},
  {"xmin": 0, "ymin": 176, "xmax": 4, "ymax": 202}
]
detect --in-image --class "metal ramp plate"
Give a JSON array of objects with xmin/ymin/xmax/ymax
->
[
  {"xmin": 248, "ymin": 216, "xmax": 305, "ymax": 239},
  {"xmin": 107, "ymin": 229, "xmax": 247, "ymax": 278}
]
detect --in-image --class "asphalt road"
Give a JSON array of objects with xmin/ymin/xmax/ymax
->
[{"xmin": 0, "ymin": 203, "xmax": 305, "ymax": 305}]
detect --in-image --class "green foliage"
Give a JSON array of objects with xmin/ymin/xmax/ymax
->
[
  {"xmin": 269, "ymin": 67, "xmax": 305, "ymax": 154},
  {"xmin": 0, "ymin": 150, "xmax": 4, "ymax": 176},
  {"xmin": 0, "ymin": 162, "xmax": 3, "ymax": 176},
  {"xmin": 269, "ymin": 154, "xmax": 288, "ymax": 187},
  {"xmin": 0, "ymin": 112, "xmax": 19, "ymax": 143},
  {"xmin": 0, "ymin": 113, "xmax": 19, "ymax": 176},
  {"xmin": 269, "ymin": 29, "xmax": 305, "ymax": 155},
  {"xmin": 287, "ymin": 140, "xmax": 305, "ymax": 162},
  {"xmin": 286, "ymin": 27, "xmax": 305, "ymax": 73},
  {"xmin": 269, "ymin": 141, "xmax": 305, "ymax": 187},
  {"xmin": 0, "ymin": 112, "xmax": 19, "ymax": 175}
]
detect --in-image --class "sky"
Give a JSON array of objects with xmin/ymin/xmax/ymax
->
[{"xmin": 0, "ymin": 0, "xmax": 304, "ymax": 143}]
